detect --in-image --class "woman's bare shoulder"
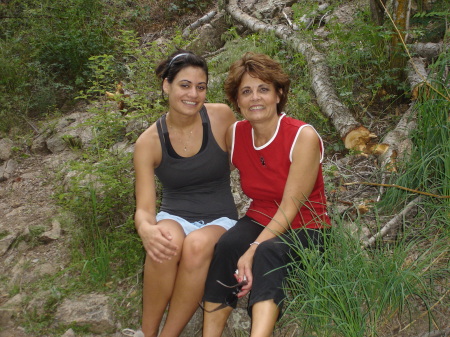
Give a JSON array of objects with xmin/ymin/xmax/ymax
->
[
  {"xmin": 205, "ymin": 103, "xmax": 235, "ymax": 123},
  {"xmin": 134, "ymin": 122, "xmax": 161, "ymax": 156}
]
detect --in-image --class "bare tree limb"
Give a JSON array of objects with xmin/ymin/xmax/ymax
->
[
  {"xmin": 182, "ymin": 10, "xmax": 217, "ymax": 38},
  {"xmin": 362, "ymin": 197, "xmax": 421, "ymax": 248},
  {"xmin": 344, "ymin": 182, "xmax": 450, "ymax": 199},
  {"xmin": 378, "ymin": 103, "xmax": 417, "ymax": 170},
  {"xmin": 410, "ymin": 42, "xmax": 445, "ymax": 63}
]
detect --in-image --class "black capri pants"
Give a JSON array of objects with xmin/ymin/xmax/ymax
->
[{"xmin": 203, "ymin": 216, "xmax": 325, "ymax": 318}]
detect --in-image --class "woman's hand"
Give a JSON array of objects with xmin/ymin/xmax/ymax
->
[
  {"xmin": 235, "ymin": 245, "xmax": 258, "ymax": 297},
  {"xmin": 138, "ymin": 223, "xmax": 178, "ymax": 263}
]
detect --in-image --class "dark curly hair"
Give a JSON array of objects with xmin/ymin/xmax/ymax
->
[{"xmin": 155, "ymin": 50, "xmax": 208, "ymax": 97}]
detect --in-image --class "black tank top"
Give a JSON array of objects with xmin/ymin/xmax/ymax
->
[{"xmin": 154, "ymin": 106, "xmax": 238, "ymax": 222}]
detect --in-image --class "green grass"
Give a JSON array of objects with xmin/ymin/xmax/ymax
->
[{"xmin": 283, "ymin": 214, "xmax": 448, "ymax": 337}]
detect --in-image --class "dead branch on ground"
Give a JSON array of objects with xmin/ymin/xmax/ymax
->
[
  {"xmin": 362, "ymin": 196, "xmax": 421, "ymax": 249},
  {"xmin": 182, "ymin": 10, "xmax": 217, "ymax": 38},
  {"xmin": 344, "ymin": 182, "xmax": 450, "ymax": 199}
]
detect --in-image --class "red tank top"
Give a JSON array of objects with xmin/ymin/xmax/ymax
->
[{"xmin": 231, "ymin": 114, "xmax": 330, "ymax": 229}]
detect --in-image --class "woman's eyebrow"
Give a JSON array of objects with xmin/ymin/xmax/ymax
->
[{"xmin": 178, "ymin": 79, "xmax": 207, "ymax": 85}]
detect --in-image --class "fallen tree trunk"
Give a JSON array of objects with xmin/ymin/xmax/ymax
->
[
  {"xmin": 407, "ymin": 56, "xmax": 429, "ymax": 100},
  {"xmin": 378, "ymin": 57, "xmax": 427, "ymax": 171},
  {"xmin": 225, "ymin": 0, "xmax": 380, "ymax": 154},
  {"xmin": 410, "ymin": 41, "xmax": 445, "ymax": 63},
  {"xmin": 378, "ymin": 104, "xmax": 417, "ymax": 171}
]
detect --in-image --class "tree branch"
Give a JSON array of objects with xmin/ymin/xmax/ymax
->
[
  {"xmin": 182, "ymin": 10, "xmax": 217, "ymax": 38},
  {"xmin": 343, "ymin": 182, "xmax": 449, "ymax": 198},
  {"xmin": 362, "ymin": 196, "xmax": 421, "ymax": 249}
]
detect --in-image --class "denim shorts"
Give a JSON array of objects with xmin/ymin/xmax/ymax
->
[{"xmin": 156, "ymin": 211, "xmax": 237, "ymax": 235}]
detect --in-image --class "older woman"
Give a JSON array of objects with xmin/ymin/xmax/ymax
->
[{"xmin": 202, "ymin": 52, "xmax": 331, "ymax": 337}]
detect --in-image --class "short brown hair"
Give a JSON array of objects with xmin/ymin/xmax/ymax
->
[{"xmin": 224, "ymin": 52, "xmax": 290, "ymax": 115}]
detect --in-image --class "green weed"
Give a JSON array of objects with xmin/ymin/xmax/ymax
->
[{"xmin": 284, "ymin": 215, "xmax": 447, "ymax": 337}]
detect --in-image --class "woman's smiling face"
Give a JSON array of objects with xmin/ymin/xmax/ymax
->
[
  {"xmin": 163, "ymin": 66, "xmax": 207, "ymax": 115},
  {"xmin": 236, "ymin": 73, "xmax": 280, "ymax": 122}
]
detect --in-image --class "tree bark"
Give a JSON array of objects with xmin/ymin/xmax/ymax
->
[
  {"xmin": 410, "ymin": 42, "xmax": 445, "ymax": 63},
  {"xmin": 377, "ymin": 57, "xmax": 428, "ymax": 170},
  {"xmin": 407, "ymin": 57, "xmax": 429, "ymax": 100},
  {"xmin": 225, "ymin": 0, "xmax": 380, "ymax": 152},
  {"xmin": 182, "ymin": 10, "xmax": 217, "ymax": 38},
  {"xmin": 370, "ymin": 0, "xmax": 387, "ymax": 25},
  {"xmin": 389, "ymin": 0, "xmax": 410, "ymax": 84}
]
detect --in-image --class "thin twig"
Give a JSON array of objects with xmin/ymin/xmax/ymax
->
[
  {"xmin": 317, "ymin": 10, "xmax": 330, "ymax": 28},
  {"xmin": 21, "ymin": 116, "xmax": 40, "ymax": 134},
  {"xmin": 344, "ymin": 182, "xmax": 450, "ymax": 199},
  {"xmin": 282, "ymin": 9, "xmax": 293, "ymax": 28}
]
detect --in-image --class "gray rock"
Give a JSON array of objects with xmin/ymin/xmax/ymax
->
[
  {"xmin": 54, "ymin": 293, "xmax": 116, "ymax": 334},
  {"xmin": 25, "ymin": 290, "xmax": 53, "ymax": 317},
  {"xmin": 110, "ymin": 141, "xmax": 134, "ymax": 156},
  {"xmin": 0, "ymin": 159, "xmax": 18, "ymax": 180},
  {"xmin": 39, "ymin": 219, "xmax": 62, "ymax": 243},
  {"xmin": 61, "ymin": 328, "xmax": 76, "ymax": 337},
  {"xmin": 0, "ymin": 233, "xmax": 17, "ymax": 256},
  {"xmin": 45, "ymin": 112, "xmax": 95, "ymax": 154},
  {"xmin": 125, "ymin": 117, "xmax": 149, "ymax": 141},
  {"xmin": 0, "ymin": 138, "xmax": 14, "ymax": 161},
  {"xmin": 0, "ymin": 294, "xmax": 23, "ymax": 327},
  {"xmin": 31, "ymin": 134, "xmax": 50, "ymax": 154},
  {"xmin": 46, "ymin": 133, "xmax": 71, "ymax": 153}
]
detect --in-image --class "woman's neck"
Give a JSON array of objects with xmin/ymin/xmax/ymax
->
[
  {"xmin": 166, "ymin": 110, "xmax": 200, "ymax": 131},
  {"xmin": 252, "ymin": 114, "xmax": 280, "ymax": 147}
]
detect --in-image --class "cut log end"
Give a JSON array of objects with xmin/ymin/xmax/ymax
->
[
  {"xmin": 105, "ymin": 82, "xmax": 130, "ymax": 113},
  {"xmin": 343, "ymin": 126, "xmax": 387, "ymax": 154}
]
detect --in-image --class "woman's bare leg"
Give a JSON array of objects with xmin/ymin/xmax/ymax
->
[
  {"xmin": 202, "ymin": 303, "xmax": 233, "ymax": 337},
  {"xmin": 141, "ymin": 220, "xmax": 185, "ymax": 337},
  {"xmin": 250, "ymin": 300, "xmax": 279, "ymax": 337},
  {"xmin": 159, "ymin": 225, "xmax": 226, "ymax": 337}
]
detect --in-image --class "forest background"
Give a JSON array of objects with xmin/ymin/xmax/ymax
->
[{"xmin": 0, "ymin": 0, "xmax": 448, "ymax": 336}]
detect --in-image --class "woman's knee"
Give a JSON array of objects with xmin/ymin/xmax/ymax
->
[
  {"xmin": 252, "ymin": 239, "xmax": 288, "ymax": 272},
  {"xmin": 156, "ymin": 219, "xmax": 185, "ymax": 245},
  {"xmin": 257, "ymin": 238, "xmax": 283, "ymax": 256},
  {"xmin": 181, "ymin": 231, "xmax": 218, "ymax": 267}
]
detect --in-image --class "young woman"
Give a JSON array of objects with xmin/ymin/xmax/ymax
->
[
  {"xmin": 202, "ymin": 52, "xmax": 331, "ymax": 337},
  {"xmin": 133, "ymin": 50, "xmax": 238, "ymax": 337}
]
